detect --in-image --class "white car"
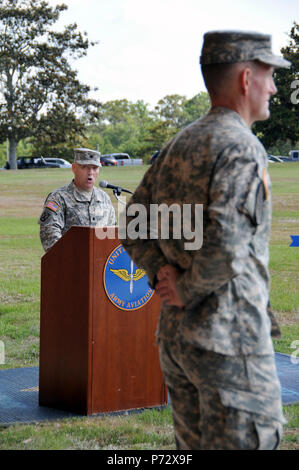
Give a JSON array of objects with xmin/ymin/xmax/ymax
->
[
  {"xmin": 38, "ymin": 157, "xmax": 72, "ymax": 168},
  {"xmin": 267, "ymin": 154, "xmax": 284, "ymax": 163}
]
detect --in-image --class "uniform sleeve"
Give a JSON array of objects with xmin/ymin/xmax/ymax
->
[
  {"xmin": 38, "ymin": 194, "xmax": 65, "ymax": 252},
  {"xmin": 176, "ymin": 144, "xmax": 267, "ymax": 308}
]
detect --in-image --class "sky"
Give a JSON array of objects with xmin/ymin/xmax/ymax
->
[{"xmin": 47, "ymin": 0, "xmax": 298, "ymax": 108}]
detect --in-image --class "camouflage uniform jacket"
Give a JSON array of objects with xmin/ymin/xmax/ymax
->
[
  {"xmin": 122, "ymin": 107, "xmax": 280, "ymax": 356},
  {"xmin": 39, "ymin": 180, "xmax": 116, "ymax": 252}
]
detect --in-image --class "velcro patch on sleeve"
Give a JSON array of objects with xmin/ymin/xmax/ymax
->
[{"xmin": 46, "ymin": 201, "xmax": 61, "ymax": 213}]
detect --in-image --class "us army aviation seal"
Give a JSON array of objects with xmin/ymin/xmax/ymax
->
[{"xmin": 103, "ymin": 244, "xmax": 154, "ymax": 311}]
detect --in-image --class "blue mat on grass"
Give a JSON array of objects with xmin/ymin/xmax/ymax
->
[{"xmin": 0, "ymin": 352, "xmax": 298, "ymax": 426}]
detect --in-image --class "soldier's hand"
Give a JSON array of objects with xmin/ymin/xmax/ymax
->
[{"xmin": 155, "ymin": 265, "xmax": 185, "ymax": 309}]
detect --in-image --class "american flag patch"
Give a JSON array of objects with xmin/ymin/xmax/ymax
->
[{"xmin": 46, "ymin": 201, "xmax": 60, "ymax": 213}]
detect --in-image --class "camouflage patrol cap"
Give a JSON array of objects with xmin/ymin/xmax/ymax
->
[
  {"xmin": 73, "ymin": 148, "xmax": 102, "ymax": 167},
  {"xmin": 200, "ymin": 30, "xmax": 291, "ymax": 68}
]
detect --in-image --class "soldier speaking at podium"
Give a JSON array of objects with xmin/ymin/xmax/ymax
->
[
  {"xmin": 122, "ymin": 31, "xmax": 290, "ymax": 449},
  {"xmin": 39, "ymin": 148, "xmax": 116, "ymax": 252}
]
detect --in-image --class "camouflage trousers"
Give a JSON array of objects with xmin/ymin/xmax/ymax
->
[{"xmin": 158, "ymin": 339, "xmax": 285, "ymax": 450}]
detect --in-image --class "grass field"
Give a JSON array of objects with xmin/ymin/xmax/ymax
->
[{"xmin": 0, "ymin": 163, "xmax": 298, "ymax": 450}]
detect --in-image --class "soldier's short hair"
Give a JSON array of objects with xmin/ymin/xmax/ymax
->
[{"xmin": 201, "ymin": 62, "xmax": 238, "ymax": 98}]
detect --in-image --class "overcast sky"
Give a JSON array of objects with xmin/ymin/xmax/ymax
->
[{"xmin": 47, "ymin": 0, "xmax": 297, "ymax": 108}]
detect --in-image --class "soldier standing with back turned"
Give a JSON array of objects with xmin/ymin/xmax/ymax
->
[{"xmin": 122, "ymin": 31, "xmax": 290, "ymax": 450}]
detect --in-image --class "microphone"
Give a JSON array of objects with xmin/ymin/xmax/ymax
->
[{"xmin": 99, "ymin": 180, "xmax": 133, "ymax": 195}]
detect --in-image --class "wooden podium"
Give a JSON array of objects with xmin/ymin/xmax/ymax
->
[{"xmin": 39, "ymin": 226, "xmax": 167, "ymax": 415}]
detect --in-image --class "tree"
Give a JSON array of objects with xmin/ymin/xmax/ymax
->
[
  {"xmin": 154, "ymin": 94, "xmax": 187, "ymax": 131},
  {"xmin": 154, "ymin": 92, "xmax": 210, "ymax": 133},
  {"xmin": 182, "ymin": 92, "xmax": 211, "ymax": 126},
  {"xmin": 88, "ymin": 93, "xmax": 211, "ymax": 161},
  {"xmin": 98, "ymin": 99, "xmax": 132, "ymax": 126},
  {"xmin": 254, "ymin": 22, "xmax": 299, "ymax": 152},
  {"xmin": 90, "ymin": 99, "xmax": 158, "ymax": 159},
  {"xmin": 0, "ymin": 0, "xmax": 99, "ymax": 168}
]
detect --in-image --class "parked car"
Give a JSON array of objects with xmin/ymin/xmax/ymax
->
[
  {"xmin": 267, "ymin": 154, "xmax": 284, "ymax": 163},
  {"xmin": 100, "ymin": 153, "xmax": 133, "ymax": 166},
  {"xmin": 289, "ymin": 150, "xmax": 299, "ymax": 161},
  {"xmin": 110, "ymin": 153, "xmax": 131, "ymax": 161},
  {"xmin": 17, "ymin": 157, "xmax": 59, "ymax": 169},
  {"xmin": 150, "ymin": 150, "xmax": 160, "ymax": 164},
  {"xmin": 1, "ymin": 162, "xmax": 10, "ymax": 170},
  {"xmin": 100, "ymin": 155, "xmax": 118, "ymax": 166},
  {"xmin": 100, "ymin": 153, "xmax": 143, "ymax": 166},
  {"xmin": 40, "ymin": 157, "xmax": 72, "ymax": 168}
]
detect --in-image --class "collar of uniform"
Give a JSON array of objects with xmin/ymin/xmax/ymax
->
[
  {"xmin": 69, "ymin": 180, "xmax": 94, "ymax": 202},
  {"xmin": 210, "ymin": 106, "xmax": 249, "ymax": 129},
  {"xmin": 210, "ymin": 106, "xmax": 268, "ymax": 165},
  {"xmin": 93, "ymin": 188, "xmax": 104, "ymax": 202}
]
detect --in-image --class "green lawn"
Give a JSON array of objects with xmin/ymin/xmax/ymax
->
[
  {"xmin": 0, "ymin": 408, "xmax": 176, "ymax": 450},
  {"xmin": 0, "ymin": 163, "xmax": 298, "ymax": 450}
]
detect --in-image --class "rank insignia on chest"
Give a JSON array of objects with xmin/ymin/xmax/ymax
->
[{"xmin": 46, "ymin": 201, "xmax": 60, "ymax": 213}]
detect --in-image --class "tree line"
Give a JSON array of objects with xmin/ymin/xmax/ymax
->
[
  {"xmin": 0, "ymin": 1, "xmax": 297, "ymax": 168},
  {"xmin": 86, "ymin": 93, "xmax": 211, "ymax": 163}
]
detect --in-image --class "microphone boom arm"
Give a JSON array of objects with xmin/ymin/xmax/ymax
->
[
  {"xmin": 100, "ymin": 180, "xmax": 133, "ymax": 204},
  {"xmin": 113, "ymin": 189, "xmax": 127, "ymax": 205}
]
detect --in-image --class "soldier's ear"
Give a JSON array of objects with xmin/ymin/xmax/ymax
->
[{"xmin": 240, "ymin": 66, "xmax": 252, "ymax": 96}]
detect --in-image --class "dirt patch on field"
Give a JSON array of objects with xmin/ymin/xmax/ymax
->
[
  {"xmin": 274, "ymin": 310, "xmax": 299, "ymax": 326},
  {"xmin": 280, "ymin": 429, "xmax": 299, "ymax": 450},
  {"xmin": 0, "ymin": 292, "xmax": 37, "ymax": 305},
  {"xmin": 0, "ymin": 196, "xmax": 44, "ymax": 218}
]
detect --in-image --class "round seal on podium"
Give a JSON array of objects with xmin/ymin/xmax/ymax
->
[{"xmin": 103, "ymin": 244, "xmax": 154, "ymax": 311}]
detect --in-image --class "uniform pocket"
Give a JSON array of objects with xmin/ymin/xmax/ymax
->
[
  {"xmin": 218, "ymin": 387, "xmax": 283, "ymax": 450},
  {"xmin": 254, "ymin": 421, "xmax": 282, "ymax": 450},
  {"xmin": 218, "ymin": 387, "xmax": 285, "ymax": 422}
]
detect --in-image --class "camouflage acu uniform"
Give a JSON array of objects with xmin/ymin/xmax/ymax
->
[
  {"xmin": 122, "ymin": 30, "xmax": 290, "ymax": 450},
  {"xmin": 122, "ymin": 106, "xmax": 286, "ymax": 449},
  {"xmin": 39, "ymin": 180, "xmax": 116, "ymax": 252}
]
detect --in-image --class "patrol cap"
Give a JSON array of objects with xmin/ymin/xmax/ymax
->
[
  {"xmin": 200, "ymin": 30, "xmax": 291, "ymax": 68},
  {"xmin": 73, "ymin": 148, "xmax": 102, "ymax": 167}
]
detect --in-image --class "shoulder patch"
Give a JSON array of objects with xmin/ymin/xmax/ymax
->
[
  {"xmin": 40, "ymin": 212, "xmax": 50, "ymax": 223},
  {"xmin": 46, "ymin": 201, "xmax": 61, "ymax": 213}
]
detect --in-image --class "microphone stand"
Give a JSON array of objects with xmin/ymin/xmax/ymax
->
[
  {"xmin": 112, "ymin": 187, "xmax": 133, "ymax": 205},
  {"xmin": 113, "ymin": 188, "xmax": 127, "ymax": 205}
]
